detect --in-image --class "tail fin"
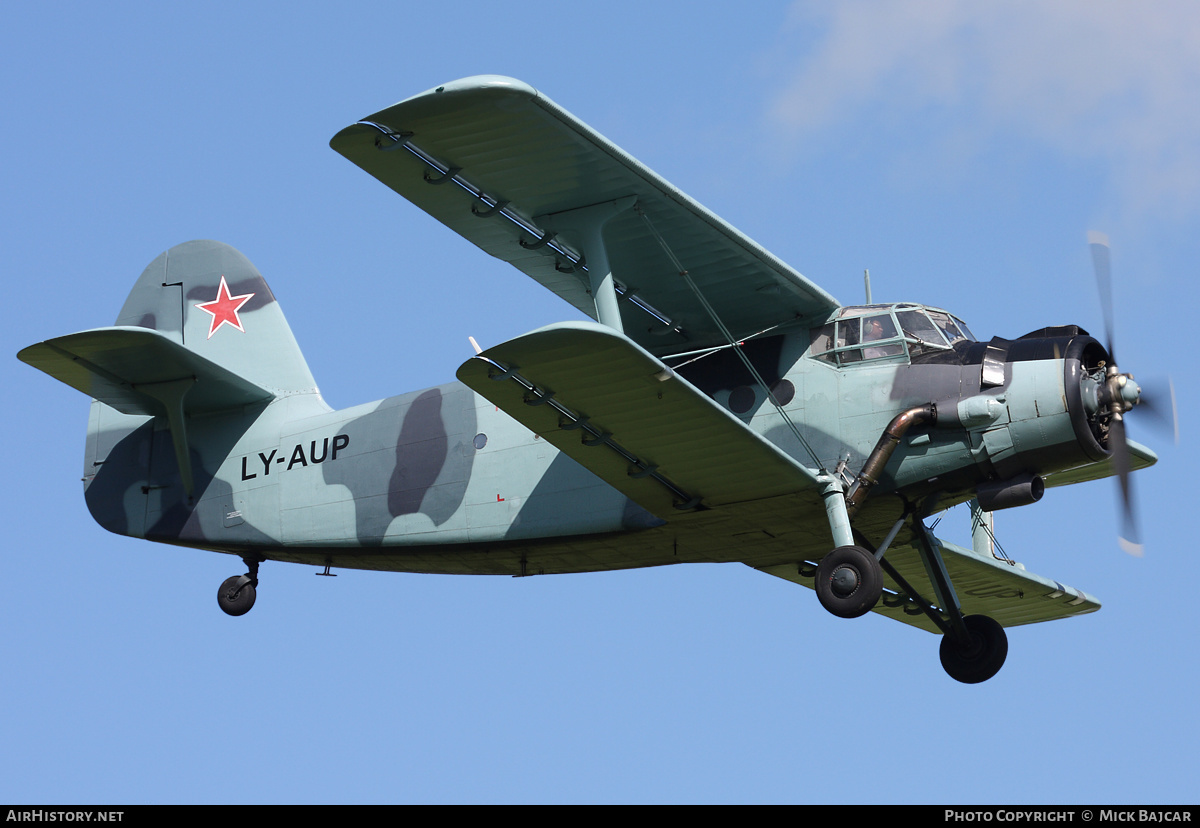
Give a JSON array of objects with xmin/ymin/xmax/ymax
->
[
  {"xmin": 19, "ymin": 241, "xmax": 321, "ymax": 537},
  {"xmin": 115, "ymin": 239, "xmax": 318, "ymax": 396}
]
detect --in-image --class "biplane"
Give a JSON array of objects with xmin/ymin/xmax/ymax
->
[{"xmin": 19, "ymin": 76, "xmax": 1160, "ymax": 683}]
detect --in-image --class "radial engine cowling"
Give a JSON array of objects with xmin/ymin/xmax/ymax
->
[{"xmin": 974, "ymin": 329, "xmax": 1119, "ymax": 480}]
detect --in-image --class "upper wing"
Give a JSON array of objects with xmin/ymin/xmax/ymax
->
[{"xmin": 330, "ymin": 76, "xmax": 840, "ymax": 355}]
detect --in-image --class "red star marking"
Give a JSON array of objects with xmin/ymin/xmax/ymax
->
[{"xmin": 194, "ymin": 275, "xmax": 255, "ymax": 339}]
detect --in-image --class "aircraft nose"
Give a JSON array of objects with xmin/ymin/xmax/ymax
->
[
  {"xmin": 1117, "ymin": 374, "xmax": 1142, "ymax": 410},
  {"xmin": 1059, "ymin": 333, "xmax": 1113, "ymax": 464}
]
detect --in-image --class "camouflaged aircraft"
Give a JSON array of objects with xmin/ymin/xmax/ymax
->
[{"xmin": 19, "ymin": 76, "xmax": 1162, "ymax": 683}]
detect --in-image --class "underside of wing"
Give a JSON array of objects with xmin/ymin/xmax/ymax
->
[
  {"xmin": 331, "ymin": 76, "xmax": 840, "ymax": 355},
  {"xmin": 456, "ymin": 321, "xmax": 819, "ymax": 517},
  {"xmin": 759, "ymin": 529, "xmax": 1100, "ymax": 633},
  {"xmin": 1042, "ymin": 439, "xmax": 1157, "ymax": 488}
]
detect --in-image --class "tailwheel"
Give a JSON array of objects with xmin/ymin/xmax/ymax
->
[
  {"xmin": 217, "ymin": 574, "xmax": 256, "ymax": 617},
  {"xmin": 815, "ymin": 545, "xmax": 883, "ymax": 619},
  {"xmin": 939, "ymin": 614, "xmax": 1008, "ymax": 684}
]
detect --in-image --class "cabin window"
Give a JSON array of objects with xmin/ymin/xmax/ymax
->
[
  {"xmin": 769, "ymin": 379, "xmax": 795, "ymax": 406},
  {"xmin": 728, "ymin": 385, "xmax": 756, "ymax": 414}
]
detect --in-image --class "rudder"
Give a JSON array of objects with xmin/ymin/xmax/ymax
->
[{"xmin": 19, "ymin": 240, "xmax": 323, "ymax": 541}]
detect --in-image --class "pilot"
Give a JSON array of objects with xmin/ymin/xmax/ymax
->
[{"xmin": 862, "ymin": 316, "xmax": 890, "ymax": 359}]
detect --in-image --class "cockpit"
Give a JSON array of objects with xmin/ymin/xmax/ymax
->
[{"xmin": 809, "ymin": 304, "xmax": 977, "ymax": 367}]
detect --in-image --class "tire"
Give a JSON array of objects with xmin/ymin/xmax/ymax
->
[
  {"xmin": 217, "ymin": 575, "xmax": 257, "ymax": 617},
  {"xmin": 815, "ymin": 545, "xmax": 883, "ymax": 618},
  {"xmin": 939, "ymin": 614, "xmax": 1008, "ymax": 684}
]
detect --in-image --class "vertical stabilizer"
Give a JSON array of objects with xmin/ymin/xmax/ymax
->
[
  {"xmin": 19, "ymin": 240, "xmax": 323, "ymax": 541},
  {"xmin": 117, "ymin": 240, "xmax": 319, "ymax": 397}
]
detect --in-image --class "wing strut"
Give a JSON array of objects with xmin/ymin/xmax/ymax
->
[
  {"xmin": 636, "ymin": 207, "xmax": 825, "ymax": 473},
  {"xmin": 358, "ymin": 121, "xmax": 677, "ymax": 335},
  {"xmin": 539, "ymin": 196, "xmax": 638, "ymax": 333}
]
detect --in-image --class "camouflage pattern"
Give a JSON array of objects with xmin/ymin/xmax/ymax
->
[
  {"xmin": 25, "ymin": 238, "xmax": 1143, "ymax": 599},
  {"xmin": 17, "ymin": 78, "xmax": 1158, "ymax": 661}
]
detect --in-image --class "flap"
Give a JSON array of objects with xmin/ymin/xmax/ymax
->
[
  {"xmin": 456, "ymin": 321, "xmax": 819, "ymax": 516},
  {"xmin": 18, "ymin": 326, "xmax": 274, "ymax": 416},
  {"xmin": 331, "ymin": 76, "xmax": 840, "ymax": 355}
]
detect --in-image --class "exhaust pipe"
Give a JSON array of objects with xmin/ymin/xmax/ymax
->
[{"xmin": 976, "ymin": 473, "xmax": 1044, "ymax": 511}]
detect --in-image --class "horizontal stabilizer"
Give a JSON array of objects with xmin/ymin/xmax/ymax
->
[
  {"xmin": 18, "ymin": 326, "xmax": 274, "ymax": 416},
  {"xmin": 456, "ymin": 321, "xmax": 818, "ymax": 516}
]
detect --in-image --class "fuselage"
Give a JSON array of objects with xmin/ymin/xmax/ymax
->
[{"xmin": 81, "ymin": 302, "xmax": 1113, "ymax": 578}]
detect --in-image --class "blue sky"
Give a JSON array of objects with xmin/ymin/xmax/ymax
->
[{"xmin": 2, "ymin": 1, "xmax": 1196, "ymax": 804}]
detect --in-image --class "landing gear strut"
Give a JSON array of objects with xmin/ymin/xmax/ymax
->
[
  {"xmin": 811, "ymin": 402, "xmax": 1015, "ymax": 681},
  {"xmin": 812, "ymin": 501, "xmax": 1011, "ymax": 682},
  {"xmin": 218, "ymin": 556, "xmax": 263, "ymax": 617}
]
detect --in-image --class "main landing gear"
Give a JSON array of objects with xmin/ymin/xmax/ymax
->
[
  {"xmin": 813, "ymin": 515, "xmax": 1008, "ymax": 684},
  {"xmin": 217, "ymin": 555, "xmax": 263, "ymax": 617}
]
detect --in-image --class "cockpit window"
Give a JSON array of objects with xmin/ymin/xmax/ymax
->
[
  {"xmin": 838, "ymin": 317, "xmax": 862, "ymax": 362},
  {"xmin": 863, "ymin": 314, "xmax": 898, "ymax": 343},
  {"xmin": 897, "ymin": 310, "xmax": 948, "ymax": 355},
  {"xmin": 811, "ymin": 304, "xmax": 975, "ymax": 367},
  {"xmin": 839, "ymin": 317, "xmax": 861, "ymax": 347},
  {"xmin": 810, "ymin": 322, "xmax": 835, "ymax": 356},
  {"xmin": 812, "ymin": 312, "xmax": 903, "ymax": 365},
  {"xmin": 927, "ymin": 310, "xmax": 968, "ymax": 344}
]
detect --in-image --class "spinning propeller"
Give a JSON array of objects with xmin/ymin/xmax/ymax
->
[{"xmin": 1086, "ymin": 231, "xmax": 1178, "ymax": 555}]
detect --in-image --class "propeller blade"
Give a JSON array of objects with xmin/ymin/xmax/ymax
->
[
  {"xmin": 1137, "ymin": 377, "xmax": 1180, "ymax": 445},
  {"xmin": 1088, "ymin": 231, "xmax": 1147, "ymax": 554},
  {"xmin": 1109, "ymin": 417, "xmax": 1143, "ymax": 556},
  {"xmin": 1088, "ymin": 230, "xmax": 1117, "ymax": 364}
]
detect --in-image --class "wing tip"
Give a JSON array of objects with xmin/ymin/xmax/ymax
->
[{"xmin": 373, "ymin": 75, "xmax": 538, "ymax": 119}]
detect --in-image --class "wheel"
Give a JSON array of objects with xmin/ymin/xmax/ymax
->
[
  {"xmin": 939, "ymin": 614, "xmax": 1008, "ymax": 684},
  {"xmin": 217, "ymin": 575, "xmax": 256, "ymax": 617},
  {"xmin": 815, "ymin": 545, "xmax": 883, "ymax": 618}
]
